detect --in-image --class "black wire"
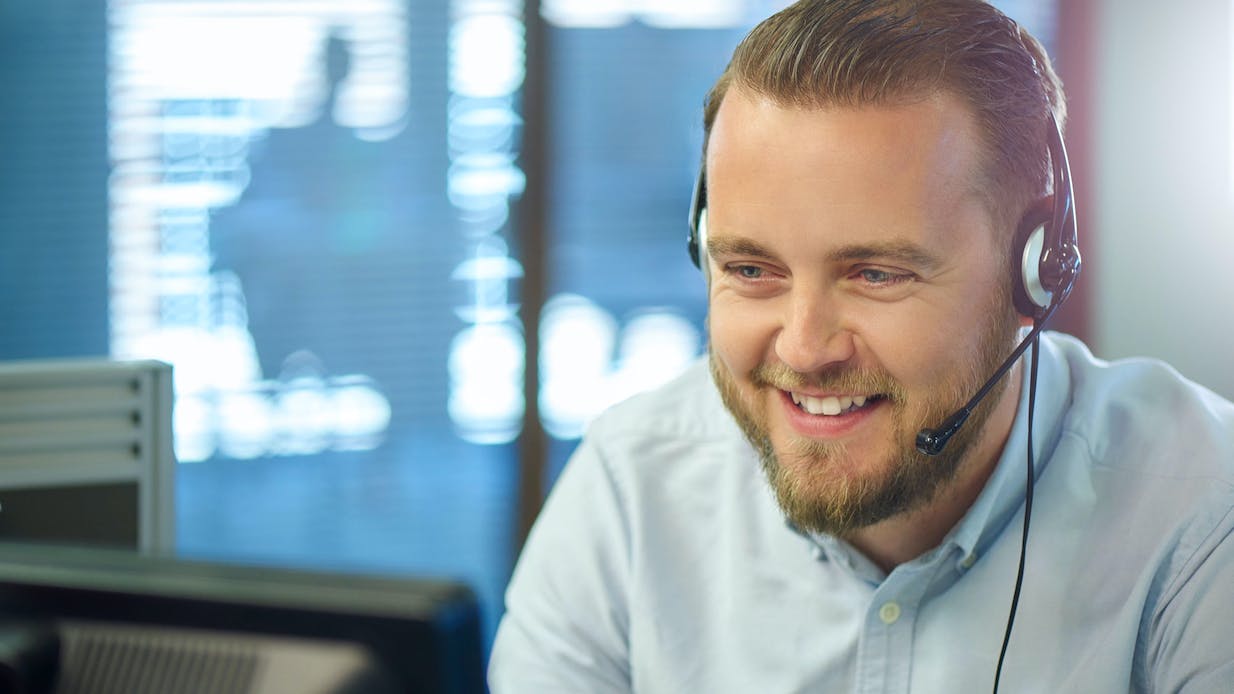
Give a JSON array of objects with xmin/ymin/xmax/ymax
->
[{"xmin": 992, "ymin": 331, "xmax": 1041, "ymax": 693}]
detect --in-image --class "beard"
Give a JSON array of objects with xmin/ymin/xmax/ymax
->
[{"xmin": 710, "ymin": 294, "xmax": 1022, "ymax": 538}]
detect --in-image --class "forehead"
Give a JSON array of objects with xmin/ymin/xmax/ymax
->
[{"xmin": 704, "ymin": 87, "xmax": 995, "ymax": 253}]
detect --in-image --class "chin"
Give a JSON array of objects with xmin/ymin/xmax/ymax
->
[{"xmin": 762, "ymin": 394, "xmax": 969, "ymax": 536}]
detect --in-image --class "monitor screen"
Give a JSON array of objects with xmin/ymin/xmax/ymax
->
[{"xmin": 0, "ymin": 542, "xmax": 484, "ymax": 694}]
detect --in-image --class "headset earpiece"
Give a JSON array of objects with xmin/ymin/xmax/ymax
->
[
  {"xmin": 687, "ymin": 166, "xmax": 709, "ymax": 284},
  {"xmin": 1012, "ymin": 111, "xmax": 1081, "ymax": 321},
  {"xmin": 1012, "ymin": 201, "xmax": 1055, "ymax": 317}
]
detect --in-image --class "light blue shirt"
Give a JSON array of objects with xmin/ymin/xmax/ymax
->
[{"xmin": 490, "ymin": 333, "xmax": 1234, "ymax": 692}]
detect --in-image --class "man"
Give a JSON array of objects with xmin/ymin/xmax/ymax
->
[{"xmin": 490, "ymin": 1, "xmax": 1234, "ymax": 691}]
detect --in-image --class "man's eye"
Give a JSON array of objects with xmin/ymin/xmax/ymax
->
[
  {"xmin": 857, "ymin": 268, "xmax": 909, "ymax": 285},
  {"xmin": 732, "ymin": 265, "xmax": 764, "ymax": 279}
]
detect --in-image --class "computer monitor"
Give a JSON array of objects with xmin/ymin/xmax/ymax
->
[
  {"xmin": 0, "ymin": 542, "xmax": 485, "ymax": 694},
  {"xmin": 0, "ymin": 358, "xmax": 175, "ymax": 553}
]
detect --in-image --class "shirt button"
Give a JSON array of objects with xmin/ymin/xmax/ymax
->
[
  {"xmin": 878, "ymin": 601, "xmax": 902, "ymax": 625},
  {"xmin": 960, "ymin": 553, "xmax": 977, "ymax": 569}
]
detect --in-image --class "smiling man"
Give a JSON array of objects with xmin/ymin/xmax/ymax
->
[
  {"xmin": 705, "ymin": 92, "xmax": 1024, "ymax": 570},
  {"xmin": 489, "ymin": 1, "xmax": 1234, "ymax": 692}
]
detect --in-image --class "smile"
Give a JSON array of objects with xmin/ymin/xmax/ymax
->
[{"xmin": 789, "ymin": 391, "xmax": 884, "ymax": 416}]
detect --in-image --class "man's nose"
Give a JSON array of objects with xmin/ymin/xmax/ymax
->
[{"xmin": 773, "ymin": 289, "xmax": 856, "ymax": 374}]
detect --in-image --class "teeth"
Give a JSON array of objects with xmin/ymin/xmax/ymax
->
[{"xmin": 792, "ymin": 392, "xmax": 872, "ymax": 416}]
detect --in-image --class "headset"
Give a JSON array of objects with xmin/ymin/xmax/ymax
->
[
  {"xmin": 686, "ymin": 110, "xmax": 1079, "ymax": 456},
  {"xmin": 687, "ymin": 110, "xmax": 1079, "ymax": 322},
  {"xmin": 687, "ymin": 108, "xmax": 1080, "ymax": 693}
]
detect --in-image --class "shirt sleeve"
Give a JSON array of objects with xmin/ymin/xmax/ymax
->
[
  {"xmin": 1141, "ymin": 493, "xmax": 1234, "ymax": 692},
  {"xmin": 488, "ymin": 428, "xmax": 633, "ymax": 693}
]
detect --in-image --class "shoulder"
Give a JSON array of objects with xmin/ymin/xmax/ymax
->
[
  {"xmin": 1048, "ymin": 333, "xmax": 1234, "ymax": 479},
  {"xmin": 1045, "ymin": 335, "xmax": 1234, "ymax": 624},
  {"xmin": 1034, "ymin": 336, "xmax": 1234, "ymax": 687},
  {"xmin": 1041, "ymin": 334, "xmax": 1234, "ymax": 581}
]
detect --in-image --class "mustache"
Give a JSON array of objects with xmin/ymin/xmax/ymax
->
[{"xmin": 750, "ymin": 362, "xmax": 906, "ymax": 401}]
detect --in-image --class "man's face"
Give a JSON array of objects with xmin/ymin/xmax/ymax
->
[{"xmin": 705, "ymin": 88, "xmax": 1022, "ymax": 536}]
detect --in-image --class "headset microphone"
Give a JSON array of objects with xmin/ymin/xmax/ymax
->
[{"xmin": 914, "ymin": 301, "xmax": 1058, "ymax": 456}]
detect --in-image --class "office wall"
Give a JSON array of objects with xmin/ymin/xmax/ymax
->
[{"xmin": 1092, "ymin": 0, "xmax": 1234, "ymax": 399}]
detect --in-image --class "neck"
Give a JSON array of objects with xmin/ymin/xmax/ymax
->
[{"xmin": 846, "ymin": 363, "xmax": 1024, "ymax": 573}]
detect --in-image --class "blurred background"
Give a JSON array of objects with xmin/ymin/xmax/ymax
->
[{"xmin": 0, "ymin": 0, "xmax": 1230, "ymax": 661}]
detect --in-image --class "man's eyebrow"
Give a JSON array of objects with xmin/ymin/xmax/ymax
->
[
  {"xmin": 706, "ymin": 235, "xmax": 777, "ymax": 260},
  {"xmin": 828, "ymin": 241, "xmax": 942, "ymax": 270},
  {"xmin": 708, "ymin": 235, "xmax": 942, "ymax": 270}
]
